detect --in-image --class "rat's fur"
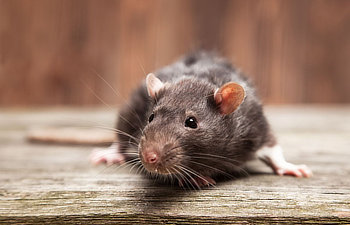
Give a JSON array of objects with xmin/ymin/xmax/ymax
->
[{"xmin": 117, "ymin": 51, "xmax": 275, "ymax": 181}]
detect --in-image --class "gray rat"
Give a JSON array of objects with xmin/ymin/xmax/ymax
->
[{"xmin": 90, "ymin": 51, "xmax": 312, "ymax": 187}]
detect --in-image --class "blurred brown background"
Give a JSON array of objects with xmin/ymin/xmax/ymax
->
[{"xmin": 0, "ymin": 0, "xmax": 349, "ymax": 106}]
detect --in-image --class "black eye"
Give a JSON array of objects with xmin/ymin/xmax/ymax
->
[
  {"xmin": 185, "ymin": 116, "xmax": 198, "ymax": 129},
  {"xmin": 148, "ymin": 113, "xmax": 154, "ymax": 123}
]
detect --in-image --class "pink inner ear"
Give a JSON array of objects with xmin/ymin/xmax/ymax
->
[
  {"xmin": 146, "ymin": 73, "xmax": 164, "ymax": 98},
  {"xmin": 214, "ymin": 82, "xmax": 245, "ymax": 115}
]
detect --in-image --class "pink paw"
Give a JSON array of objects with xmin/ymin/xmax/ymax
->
[
  {"xmin": 275, "ymin": 163, "xmax": 312, "ymax": 178},
  {"xmin": 178, "ymin": 176, "xmax": 216, "ymax": 188},
  {"xmin": 89, "ymin": 147, "xmax": 125, "ymax": 165}
]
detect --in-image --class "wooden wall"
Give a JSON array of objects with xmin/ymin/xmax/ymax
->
[{"xmin": 0, "ymin": 0, "xmax": 349, "ymax": 106}]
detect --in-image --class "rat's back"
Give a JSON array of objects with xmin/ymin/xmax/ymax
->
[{"xmin": 156, "ymin": 51, "xmax": 249, "ymax": 88}]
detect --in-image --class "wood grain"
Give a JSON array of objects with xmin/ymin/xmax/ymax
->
[{"xmin": 0, "ymin": 106, "xmax": 350, "ymax": 223}]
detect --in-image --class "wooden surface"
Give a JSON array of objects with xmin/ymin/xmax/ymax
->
[
  {"xmin": 0, "ymin": 106, "xmax": 350, "ymax": 224},
  {"xmin": 1, "ymin": 0, "xmax": 350, "ymax": 106}
]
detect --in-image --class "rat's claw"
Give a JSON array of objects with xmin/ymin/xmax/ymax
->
[
  {"xmin": 257, "ymin": 145, "xmax": 312, "ymax": 178},
  {"xmin": 275, "ymin": 163, "xmax": 312, "ymax": 178},
  {"xmin": 177, "ymin": 176, "xmax": 216, "ymax": 189},
  {"xmin": 194, "ymin": 176, "xmax": 216, "ymax": 187},
  {"xmin": 89, "ymin": 146, "xmax": 125, "ymax": 165}
]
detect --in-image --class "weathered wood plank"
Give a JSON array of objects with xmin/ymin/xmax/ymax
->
[{"xmin": 0, "ymin": 106, "xmax": 349, "ymax": 223}]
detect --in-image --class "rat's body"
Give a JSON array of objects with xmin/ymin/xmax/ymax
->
[{"xmin": 91, "ymin": 52, "xmax": 311, "ymax": 187}]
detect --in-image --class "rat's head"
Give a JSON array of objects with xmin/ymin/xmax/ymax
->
[{"xmin": 138, "ymin": 73, "xmax": 245, "ymax": 178}]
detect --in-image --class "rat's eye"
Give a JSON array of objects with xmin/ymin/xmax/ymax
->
[
  {"xmin": 185, "ymin": 116, "xmax": 198, "ymax": 129},
  {"xmin": 148, "ymin": 113, "xmax": 154, "ymax": 123}
]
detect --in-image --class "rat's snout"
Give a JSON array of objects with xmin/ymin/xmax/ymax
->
[
  {"xmin": 139, "ymin": 137, "xmax": 182, "ymax": 175},
  {"xmin": 140, "ymin": 145, "xmax": 163, "ymax": 173},
  {"xmin": 142, "ymin": 149, "xmax": 159, "ymax": 165}
]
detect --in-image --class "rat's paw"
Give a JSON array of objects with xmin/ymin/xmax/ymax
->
[
  {"xmin": 257, "ymin": 145, "xmax": 312, "ymax": 178},
  {"xmin": 275, "ymin": 163, "xmax": 312, "ymax": 178},
  {"xmin": 178, "ymin": 176, "xmax": 216, "ymax": 188},
  {"xmin": 194, "ymin": 176, "xmax": 216, "ymax": 187},
  {"xmin": 89, "ymin": 147, "xmax": 125, "ymax": 165}
]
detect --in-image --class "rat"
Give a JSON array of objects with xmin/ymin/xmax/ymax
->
[{"xmin": 90, "ymin": 51, "xmax": 312, "ymax": 187}]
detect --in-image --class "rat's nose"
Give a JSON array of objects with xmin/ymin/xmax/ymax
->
[{"xmin": 144, "ymin": 151, "xmax": 159, "ymax": 164}]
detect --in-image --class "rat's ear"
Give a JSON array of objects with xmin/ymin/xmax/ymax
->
[
  {"xmin": 146, "ymin": 73, "xmax": 164, "ymax": 98},
  {"xmin": 214, "ymin": 82, "xmax": 246, "ymax": 115}
]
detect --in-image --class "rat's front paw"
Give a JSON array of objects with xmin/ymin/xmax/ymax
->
[
  {"xmin": 275, "ymin": 163, "xmax": 312, "ymax": 178},
  {"xmin": 178, "ymin": 176, "xmax": 216, "ymax": 188},
  {"xmin": 89, "ymin": 147, "xmax": 125, "ymax": 165}
]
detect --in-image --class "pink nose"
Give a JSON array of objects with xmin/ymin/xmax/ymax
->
[{"xmin": 144, "ymin": 152, "xmax": 158, "ymax": 164}]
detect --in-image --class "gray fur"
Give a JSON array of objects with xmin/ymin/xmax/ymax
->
[{"xmin": 117, "ymin": 51, "xmax": 275, "ymax": 181}]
